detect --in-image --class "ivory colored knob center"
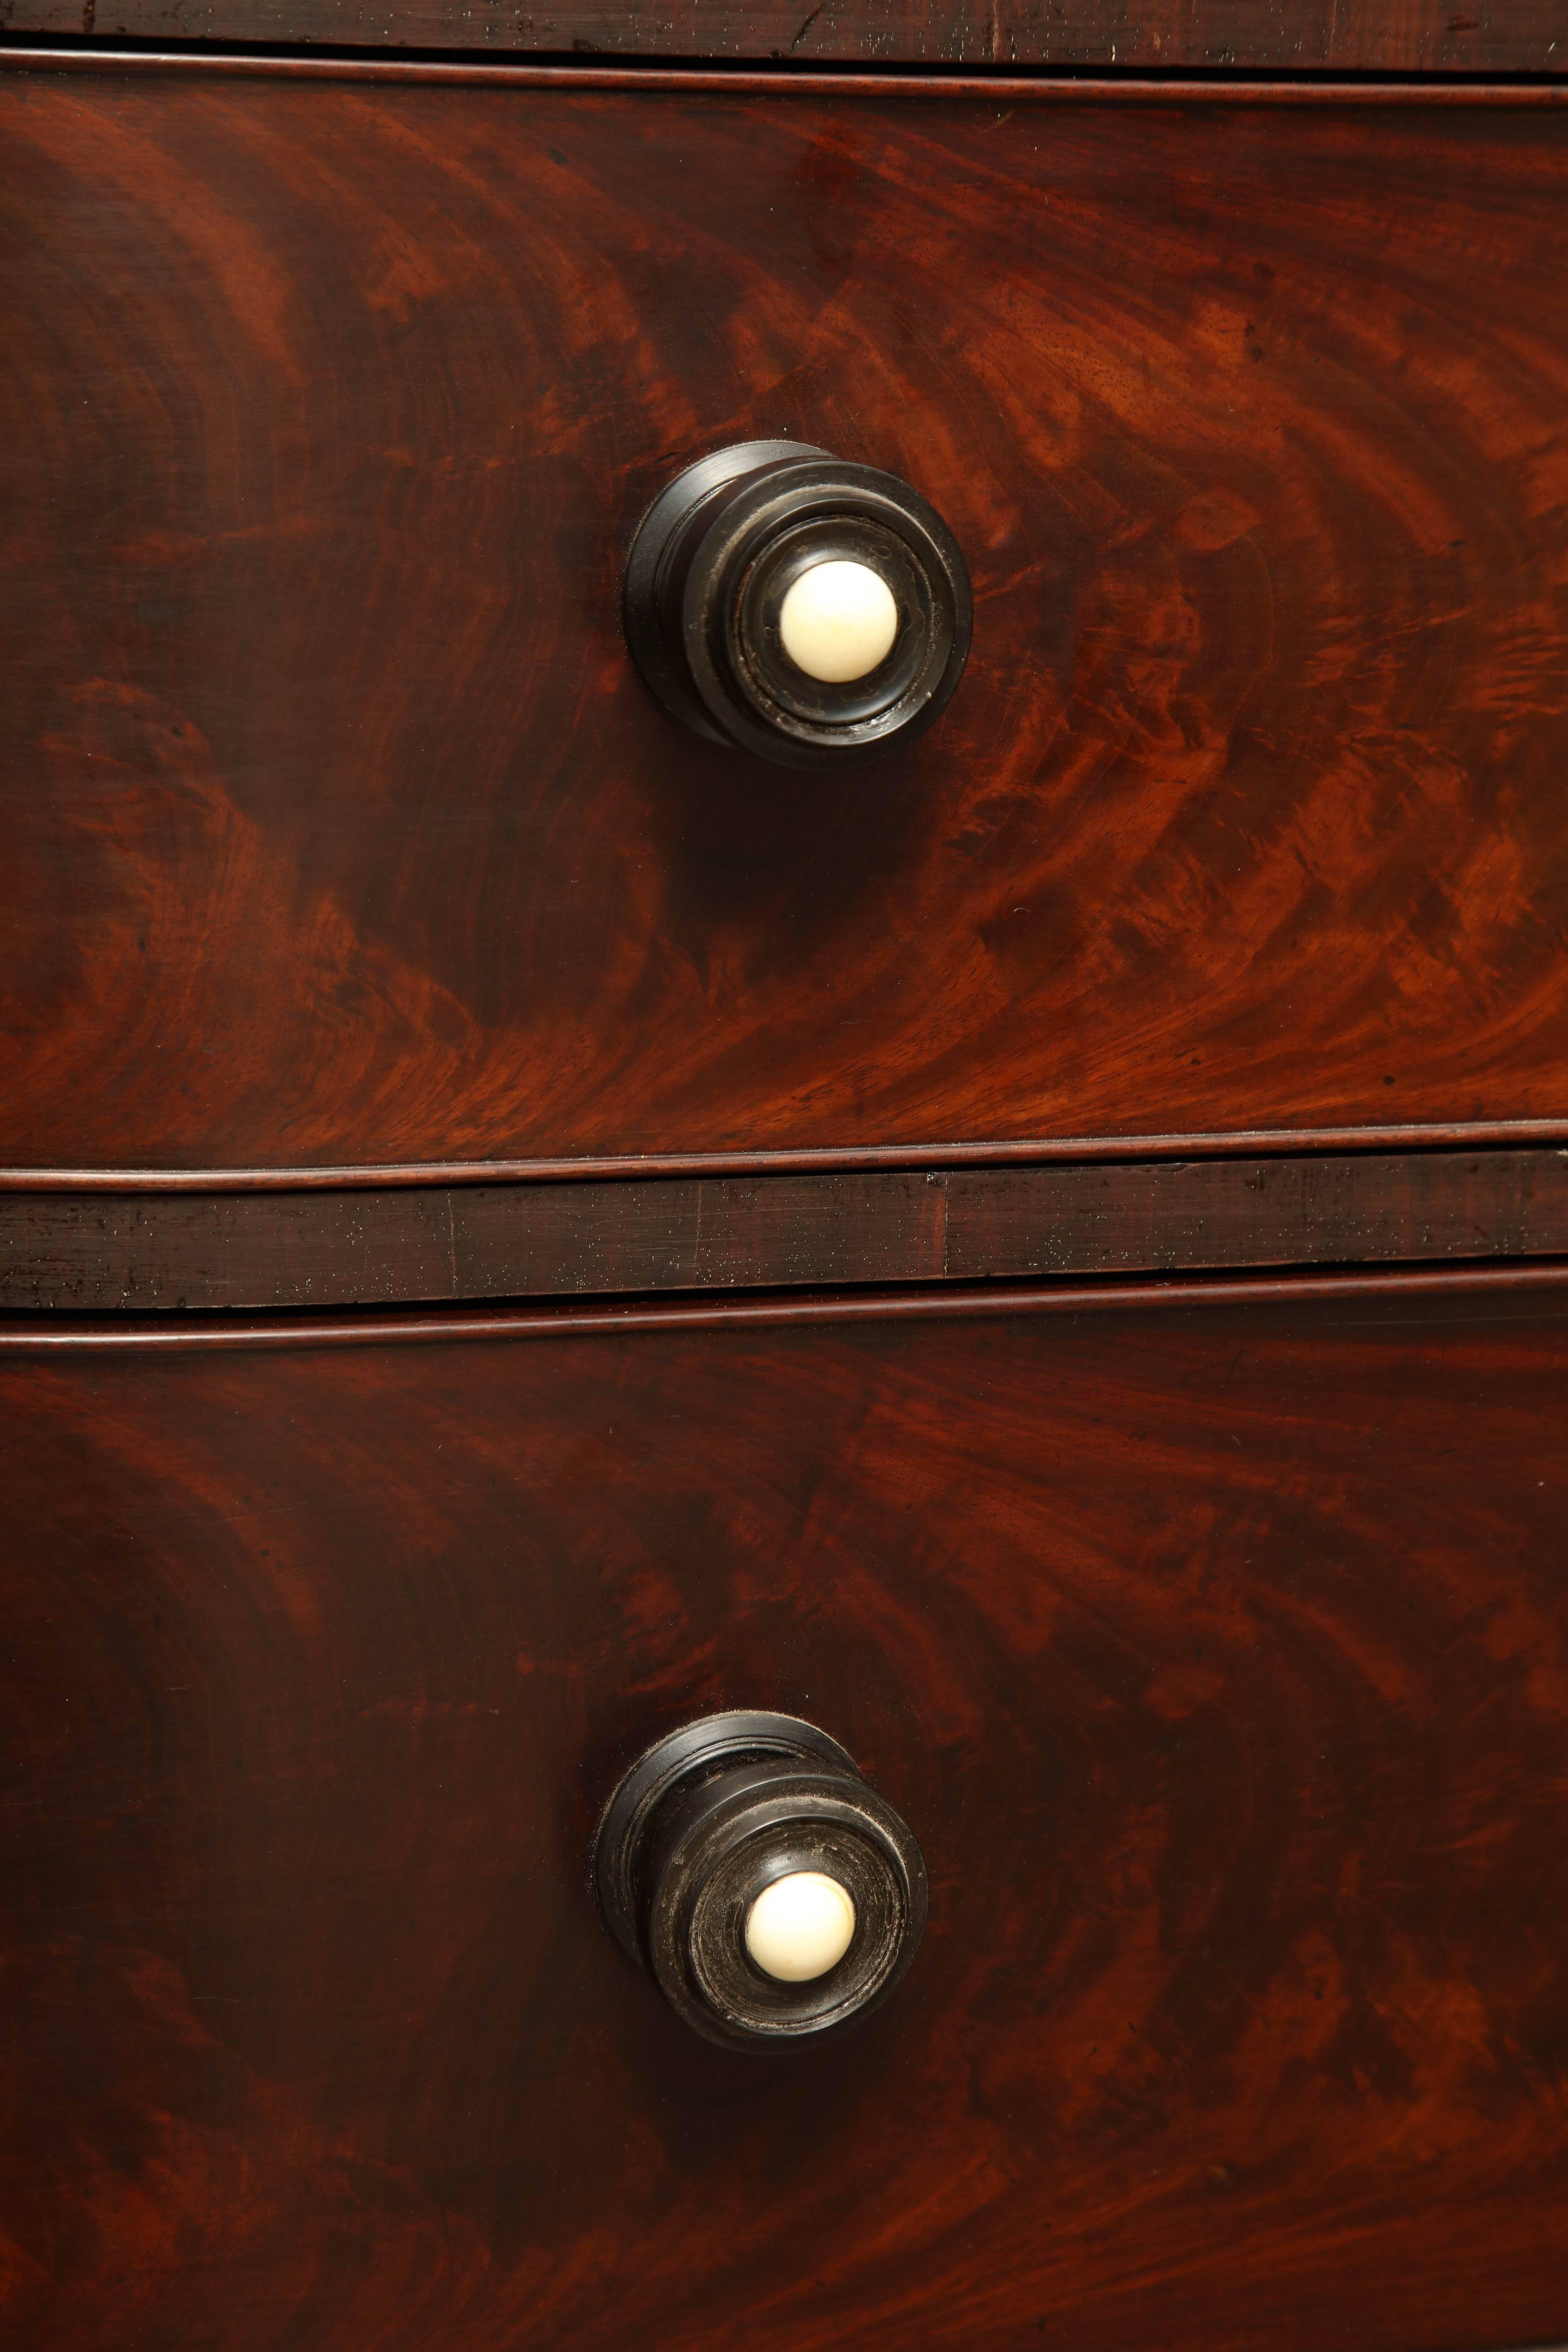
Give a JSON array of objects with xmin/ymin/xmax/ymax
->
[
  {"xmin": 744, "ymin": 1871, "xmax": 858, "ymax": 1982},
  {"xmin": 777, "ymin": 561, "xmax": 899, "ymax": 684}
]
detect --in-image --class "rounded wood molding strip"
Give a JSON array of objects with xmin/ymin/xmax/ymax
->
[
  {"xmin": 7, "ymin": 50, "xmax": 1568, "ymax": 95},
  {"xmin": 3, "ymin": 1148, "xmax": 1566, "ymax": 1314},
  {"xmin": 5, "ymin": 1120, "xmax": 1568, "ymax": 1195},
  {"xmin": 1, "ymin": 1258, "xmax": 1566, "ymax": 1351}
]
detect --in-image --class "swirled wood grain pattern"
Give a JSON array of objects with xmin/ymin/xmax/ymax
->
[
  {"xmin": 4, "ymin": 66, "xmax": 1568, "ymax": 1173},
  {"xmin": 3, "ymin": 1276, "xmax": 1568, "ymax": 2350}
]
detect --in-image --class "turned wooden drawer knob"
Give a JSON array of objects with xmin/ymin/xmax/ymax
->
[
  {"xmin": 623, "ymin": 441, "xmax": 972, "ymax": 768},
  {"xmin": 593, "ymin": 1710, "xmax": 927, "ymax": 2049}
]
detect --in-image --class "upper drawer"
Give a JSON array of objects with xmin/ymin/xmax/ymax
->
[{"xmin": 5, "ymin": 62, "xmax": 1568, "ymax": 1174}]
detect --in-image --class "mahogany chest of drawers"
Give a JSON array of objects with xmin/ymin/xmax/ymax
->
[{"xmin": 3, "ymin": 10, "xmax": 1568, "ymax": 2349}]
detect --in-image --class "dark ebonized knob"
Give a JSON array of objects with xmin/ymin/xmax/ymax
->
[
  {"xmin": 623, "ymin": 441, "xmax": 972, "ymax": 769},
  {"xmin": 593, "ymin": 1710, "xmax": 927, "ymax": 2050}
]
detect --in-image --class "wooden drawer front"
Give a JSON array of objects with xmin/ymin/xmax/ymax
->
[
  {"xmin": 5, "ymin": 65, "xmax": 1568, "ymax": 1174},
  {"xmin": 4, "ymin": 1276, "xmax": 1567, "ymax": 2351}
]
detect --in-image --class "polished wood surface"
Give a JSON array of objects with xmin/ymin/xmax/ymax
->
[
  {"xmin": 5, "ymin": 1145, "xmax": 1568, "ymax": 1308},
  {"xmin": 4, "ymin": 62, "xmax": 1568, "ymax": 1173},
  {"xmin": 7, "ymin": 0, "xmax": 1568, "ymax": 69},
  {"xmin": 3, "ymin": 1273, "xmax": 1568, "ymax": 2350}
]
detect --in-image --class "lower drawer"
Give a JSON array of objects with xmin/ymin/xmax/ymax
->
[{"xmin": 3, "ymin": 1272, "xmax": 1566, "ymax": 2352}]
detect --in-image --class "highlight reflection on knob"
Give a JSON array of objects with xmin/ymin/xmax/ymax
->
[
  {"xmin": 593, "ymin": 1711, "xmax": 927, "ymax": 2050},
  {"xmin": 778, "ymin": 561, "xmax": 899, "ymax": 684},
  {"xmin": 622, "ymin": 441, "xmax": 972, "ymax": 768},
  {"xmin": 746, "ymin": 1870, "xmax": 858, "ymax": 1981}
]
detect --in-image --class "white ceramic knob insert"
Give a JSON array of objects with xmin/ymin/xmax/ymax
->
[
  {"xmin": 744, "ymin": 1871, "xmax": 858, "ymax": 1982},
  {"xmin": 777, "ymin": 560, "xmax": 899, "ymax": 684}
]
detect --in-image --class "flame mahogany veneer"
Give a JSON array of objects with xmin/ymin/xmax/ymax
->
[
  {"xmin": 4, "ymin": 62, "xmax": 1568, "ymax": 1173},
  {"xmin": 6, "ymin": 45, "xmax": 1568, "ymax": 2352},
  {"xmin": 4, "ymin": 1278, "xmax": 1568, "ymax": 2351}
]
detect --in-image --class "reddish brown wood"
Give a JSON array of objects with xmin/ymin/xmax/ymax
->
[
  {"xmin": 4, "ymin": 0, "xmax": 1567, "ymax": 70},
  {"xmin": 3, "ymin": 65, "xmax": 1568, "ymax": 1172},
  {"xmin": 3, "ymin": 1273, "xmax": 1568, "ymax": 2350},
  {"xmin": 3, "ymin": 1146, "xmax": 1567, "ymax": 1307}
]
